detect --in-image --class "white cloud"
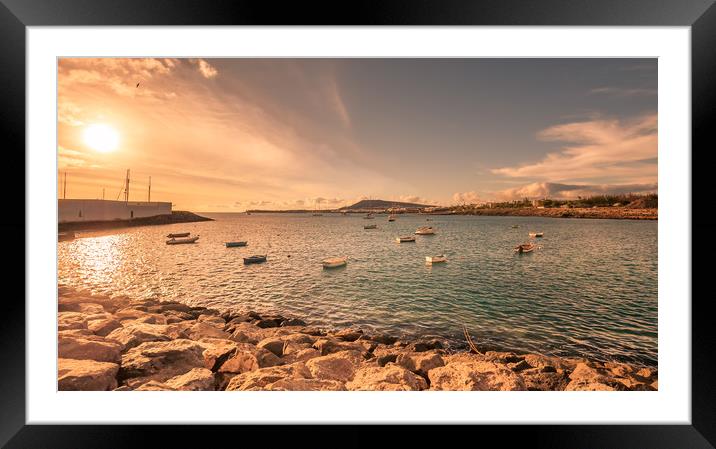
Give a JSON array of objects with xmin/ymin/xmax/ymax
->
[
  {"xmin": 196, "ymin": 59, "xmax": 218, "ymax": 79},
  {"xmin": 492, "ymin": 114, "xmax": 657, "ymax": 183},
  {"xmin": 494, "ymin": 182, "xmax": 657, "ymax": 201},
  {"xmin": 452, "ymin": 191, "xmax": 482, "ymax": 205}
]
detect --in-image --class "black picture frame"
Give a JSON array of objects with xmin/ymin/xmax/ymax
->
[{"xmin": 3, "ymin": 0, "xmax": 713, "ymax": 447}]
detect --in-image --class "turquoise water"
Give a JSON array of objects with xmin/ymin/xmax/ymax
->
[{"xmin": 57, "ymin": 213, "xmax": 658, "ymax": 367}]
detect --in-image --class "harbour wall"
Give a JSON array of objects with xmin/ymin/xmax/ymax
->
[{"xmin": 58, "ymin": 199, "xmax": 172, "ymax": 223}]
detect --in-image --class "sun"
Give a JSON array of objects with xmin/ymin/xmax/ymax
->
[{"xmin": 83, "ymin": 124, "xmax": 119, "ymax": 153}]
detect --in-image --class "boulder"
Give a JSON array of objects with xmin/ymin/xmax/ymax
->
[
  {"xmin": 332, "ymin": 328, "xmax": 363, "ymax": 342},
  {"xmin": 564, "ymin": 362, "xmax": 625, "ymax": 391},
  {"xmin": 395, "ymin": 351, "xmax": 444, "ymax": 376},
  {"xmin": 186, "ymin": 322, "xmax": 231, "ymax": 340},
  {"xmin": 429, "ymin": 360, "xmax": 526, "ymax": 391},
  {"xmin": 281, "ymin": 347, "xmax": 321, "ymax": 364},
  {"xmin": 280, "ymin": 318, "xmax": 307, "ymax": 327},
  {"xmin": 257, "ymin": 337, "xmax": 285, "ymax": 357},
  {"xmin": 347, "ymin": 364, "xmax": 428, "ymax": 391},
  {"xmin": 225, "ymin": 363, "xmax": 312, "ymax": 391},
  {"xmin": 281, "ymin": 333, "xmax": 316, "ymax": 345},
  {"xmin": 312, "ymin": 338, "xmax": 368, "ymax": 357},
  {"xmin": 165, "ymin": 368, "xmax": 215, "ymax": 391},
  {"xmin": 305, "ymin": 350, "xmax": 363, "ymax": 382},
  {"xmin": 217, "ymin": 343, "xmax": 281, "ymax": 375},
  {"xmin": 146, "ymin": 302, "xmax": 194, "ymax": 315},
  {"xmin": 199, "ymin": 338, "xmax": 239, "ymax": 371},
  {"xmin": 87, "ymin": 318, "xmax": 122, "ymax": 337},
  {"xmin": 406, "ymin": 339, "xmax": 444, "ymax": 352},
  {"xmin": 224, "ymin": 315, "xmax": 255, "ymax": 333},
  {"xmin": 197, "ymin": 314, "xmax": 226, "ymax": 329},
  {"xmin": 377, "ymin": 354, "xmax": 398, "ymax": 367},
  {"xmin": 522, "ymin": 371, "xmax": 570, "ymax": 391},
  {"xmin": 58, "ymin": 293, "xmax": 130, "ymax": 313},
  {"xmin": 253, "ymin": 318, "xmax": 281, "ymax": 329},
  {"xmin": 58, "ymin": 302, "xmax": 105, "ymax": 315},
  {"xmin": 369, "ymin": 334, "xmax": 398, "ymax": 345},
  {"xmin": 58, "ymin": 312, "xmax": 88, "ymax": 331},
  {"xmin": 266, "ymin": 378, "xmax": 346, "ymax": 391},
  {"xmin": 229, "ymin": 322, "xmax": 267, "ymax": 344},
  {"xmin": 135, "ymin": 380, "xmax": 176, "ymax": 391},
  {"xmin": 119, "ymin": 339, "xmax": 206, "ymax": 386},
  {"xmin": 58, "ymin": 358, "xmax": 119, "ymax": 391},
  {"xmin": 106, "ymin": 323, "xmax": 173, "ymax": 350},
  {"xmin": 485, "ymin": 351, "xmax": 524, "ymax": 364},
  {"xmin": 510, "ymin": 360, "xmax": 533, "ymax": 372},
  {"xmin": 58, "ymin": 333, "xmax": 122, "ymax": 363},
  {"xmin": 114, "ymin": 308, "xmax": 167, "ymax": 325}
]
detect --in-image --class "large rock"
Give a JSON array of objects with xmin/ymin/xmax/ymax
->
[
  {"xmin": 217, "ymin": 343, "xmax": 281, "ymax": 375},
  {"xmin": 199, "ymin": 338, "xmax": 239, "ymax": 371},
  {"xmin": 395, "ymin": 351, "xmax": 444, "ymax": 377},
  {"xmin": 165, "ymin": 368, "xmax": 215, "ymax": 391},
  {"xmin": 106, "ymin": 322, "xmax": 174, "ymax": 350},
  {"xmin": 429, "ymin": 359, "xmax": 526, "ymax": 391},
  {"xmin": 146, "ymin": 302, "xmax": 195, "ymax": 315},
  {"xmin": 197, "ymin": 314, "xmax": 226, "ymax": 329},
  {"xmin": 87, "ymin": 318, "xmax": 122, "ymax": 337},
  {"xmin": 135, "ymin": 380, "xmax": 176, "ymax": 391},
  {"xmin": 114, "ymin": 308, "xmax": 168, "ymax": 325},
  {"xmin": 305, "ymin": 350, "xmax": 363, "ymax": 382},
  {"xmin": 186, "ymin": 322, "xmax": 231, "ymax": 340},
  {"xmin": 58, "ymin": 293, "xmax": 130, "ymax": 314},
  {"xmin": 312, "ymin": 338, "xmax": 368, "ymax": 357},
  {"xmin": 58, "ymin": 312, "xmax": 88, "ymax": 331},
  {"xmin": 266, "ymin": 378, "xmax": 346, "ymax": 391},
  {"xmin": 119, "ymin": 339, "xmax": 206, "ymax": 386},
  {"xmin": 58, "ymin": 358, "xmax": 119, "ymax": 391},
  {"xmin": 257, "ymin": 337, "xmax": 285, "ymax": 357},
  {"xmin": 280, "ymin": 318, "xmax": 307, "ymax": 327},
  {"xmin": 225, "ymin": 363, "xmax": 312, "ymax": 391},
  {"xmin": 58, "ymin": 302, "xmax": 105, "ymax": 315},
  {"xmin": 58, "ymin": 333, "xmax": 122, "ymax": 363},
  {"xmin": 229, "ymin": 322, "xmax": 269, "ymax": 344},
  {"xmin": 332, "ymin": 328, "xmax": 363, "ymax": 342},
  {"xmin": 564, "ymin": 362, "xmax": 624, "ymax": 391},
  {"xmin": 347, "ymin": 364, "xmax": 428, "ymax": 391},
  {"xmin": 522, "ymin": 370, "xmax": 571, "ymax": 391},
  {"xmin": 281, "ymin": 347, "xmax": 321, "ymax": 364}
]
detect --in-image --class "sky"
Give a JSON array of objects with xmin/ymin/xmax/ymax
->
[{"xmin": 57, "ymin": 58, "xmax": 657, "ymax": 211}]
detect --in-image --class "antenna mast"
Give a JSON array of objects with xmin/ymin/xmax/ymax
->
[
  {"xmin": 124, "ymin": 169, "xmax": 130, "ymax": 202},
  {"xmin": 148, "ymin": 176, "xmax": 151, "ymax": 202}
]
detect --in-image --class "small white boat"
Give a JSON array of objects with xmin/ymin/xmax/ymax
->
[
  {"xmin": 425, "ymin": 255, "xmax": 447, "ymax": 264},
  {"xmin": 388, "ymin": 215, "xmax": 396, "ymax": 222},
  {"xmin": 364, "ymin": 224, "xmax": 377, "ymax": 229},
  {"xmin": 167, "ymin": 232, "xmax": 190, "ymax": 238},
  {"xmin": 511, "ymin": 225, "xmax": 520, "ymax": 229},
  {"xmin": 415, "ymin": 226, "xmax": 435, "ymax": 235},
  {"xmin": 166, "ymin": 235, "xmax": 199, "ymax": 245},
  {"xmin": 528, "ymin": 232, "xmax": 544, "ymax": 238},
  {"xmin": 322, "ymin": 256, "xmax": 347, "ymax": 269},
  {"xmin": 243, "ymin": 255, "xmax": 267, "ymax": 264},
  {"xmin": 396, "ymin": 236, "xmax": 416, "ymax": 243},
  {"xmin": 225, "ymin": 241, "xmax": 247, "ymax": 247},
  {"xmin": 514, "ymin": 243, "xmax": 536, "ymax": 254}
]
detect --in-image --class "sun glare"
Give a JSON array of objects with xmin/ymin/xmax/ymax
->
[{"xmin": 83, "ymin": 124, "xmax": 119, "ymax": 153}]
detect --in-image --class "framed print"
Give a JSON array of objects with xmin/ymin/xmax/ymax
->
[{"xmin": 4, "ymin": 0, "xmax": 714, "ymax": 447}]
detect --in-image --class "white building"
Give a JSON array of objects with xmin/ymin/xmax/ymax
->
[{"xmin": 58, "ymin": 199, "xmax": 172, "ymax": 223}]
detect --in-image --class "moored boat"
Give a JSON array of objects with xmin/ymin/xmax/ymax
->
[
  {"xmin": 364, "ymin": 224, "xmax": 377, "ymax": 229},
  {"xmin": 322, "ymin": 256, "xmax": 347, "ymax": 269},
  {"xmin": 167, "ymin": 232, "xmax": 190, "ymax": 238},
  {"xmin": 511, "ymin": 225, "xmax": 520, "ymax": 229},
  {"xmin": 225, "ymin": 241, "xmax": 247, "ymax": 247},
  {"xmin": 528, "ymin": 232, "xmax": 544, "ymax": 238},
  {"xmin": 425, "ymin": 255, "xmax": 447, "ymax": 264},
  {"xmin": 364, "ymin": 213, "xmax": 374, "ymax": 219},
  {"xmin": 396, "ymin": 236, "xmax": 416, "ymax": 243},
  {"xmin": 243, "ymin": 255, "xmax": 267, "ymax": 264},
  {"xmin": 514, "ymin": 243, "xmax": 536, "ymax": 253},
  {"xmin": 415, "ymin": 226, "xmax": 435, "ymax": 235},
  {"xmin": 388, "ymin": 215, "xmax": 396, "ymax": 222},
  {"xmin": 166, "ymin": 235, "xmax": 199, "ymax": 245}
]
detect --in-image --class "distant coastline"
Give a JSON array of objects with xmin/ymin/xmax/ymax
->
[
  {"xmin": 245, "ymin": 207, "xmax": 657, "ymax": 220},
  {"xmin": 58, "ymin": 210, "xmax": 212, "ymax": 232}
]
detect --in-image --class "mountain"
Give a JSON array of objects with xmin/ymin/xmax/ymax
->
[{"xmin": 343, "ymin": 199, "xmax": 434, "ymax": 210}]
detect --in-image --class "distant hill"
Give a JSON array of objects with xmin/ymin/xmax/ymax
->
[{"xmin": 343, "ymin": 199, "xmax": 434, "ymax": 210}]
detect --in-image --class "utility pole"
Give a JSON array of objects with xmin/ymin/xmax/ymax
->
[
  {"xmin": 148, "ymin": 176, "xmax": 151, "ymax": 203},
  {"xmin": 102, "ymin": 188, "xmax": 105, "ymax": 200}
]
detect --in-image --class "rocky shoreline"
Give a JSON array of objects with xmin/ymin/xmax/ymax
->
[{"xmin": 58, "ymin": 287, "xmax": 658, "ymax": 391}]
